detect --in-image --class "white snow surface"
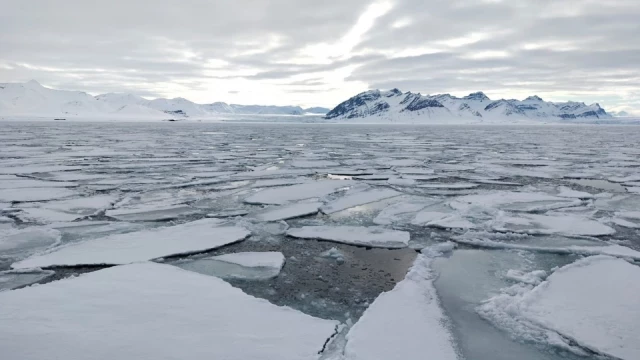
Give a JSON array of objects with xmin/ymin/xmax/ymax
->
[
  {"xmin": 0, "ymin": 262, "xmax": 338, "ymax": 360},
  {"xmin": 245, "ymin": 180, "xmax": 355, "ymax": 205},
  {"xmin": 254, "ymin": 202, "xmax": 321, "ymax": 221},
  {"xmin": 210, "ymin": 251, "xmax": 285, "ymax": 269},
  {"xmin": 12, "ymin": 219, "xmax": 250, "ymax": 269},
  {"xmin": 480, "ymin": 256, "xmax": 640, "ymax": 359},
  {"xmin": 343, "ymin": 253, "xmax": 459, "ymax": 360},
  {"xmin": 287, "ymin": 226, "xmax": 410, "ymax": 248},
  {"xmin": 321, "ymin": 188, "xmax": 400, "ymax": 214}
]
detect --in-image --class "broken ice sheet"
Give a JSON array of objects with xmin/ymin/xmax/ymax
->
[
  {"xmin": 12, "ymin": 219, "xmax": 250, "ymax": 269},
  {"xmin": 478, "ymin": 256, "xmax": 640, "ymax": 360},
  {"xmin": 175, "ymin": 252, "xmax": 285, "ymax": 280},
  {"xmin": 0, "ymin": 262, "xmax": 339, "ymax": 360},
  {"xmin": 287, "ymin": 226, "xmax": 410, "ymax": 249}
]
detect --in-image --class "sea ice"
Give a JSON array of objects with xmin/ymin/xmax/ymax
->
[
  {"xmin": 0, "ymin": 228, "xmax": 61, "ymax": 256},
  {"xmin": 0, "ymin": 187, "xmax": 77, "ymax": 202},
  {"xmin": 287, "ymin": 226, "xmax": 410, "ymax": 248},
  {"xmin": 373, "ymin": 201, "xmax": 434, "ymax": 225},
  {"xmin": 556, "ymin": 186, "xmax": 594, "ymax": 199},
  {"xmin": 453, "ymin": 238, "xmax": 640, "ymax": 260},
  {"xmin": 417, "ymin": 183, "xmax": 479, "ymax": 190},
  {"xmin": 450, "ymin": 191, "xmax": 581, "ymax": 214},
  {"xmin": 478, "ymin": 256, "xmax": 640, "ymax": 359},
  {"xmin": 106, "ymin": 204, "xmax": 200, "ymax": 221},
  {"xmin": 321, "ymin": 188, "xmax": 399, "ymax": 214},
  {"xmin": 255, "ymin": 202, "xmax": 321, "ymax": 221},
  {"xmin": 12, "ymin": 219, "xmax": 250, "ymax": 269},
  {"xmin": 492, "ymin": 213, "xmax": 615, "ymax": 236},
  {"xmin": 0, "ymin": 262, "xmax": 339, "ymax": 360},
  {"xmin": 244, "ymin": 180, "xmax": 355, "ymax": 205},
  {"xmin": 342, "ymin": 253, "xmax": 459, "ymax": 360}
]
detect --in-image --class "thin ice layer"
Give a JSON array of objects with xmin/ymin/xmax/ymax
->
[
  {"xmin": 12, "ymin": 219, "xmax": 250, "ymax": 269},
  {"xmin": 244, "ymin": 180, "xmax": 355, "ymax": 205},
  {"xmin": 343, "ymin": 254, "xmax": 459, "ymax": 360},
  {"xmin": 0, "ymin": 262, "xmax": 338, "ymax": 360},
  {"xmin": 287, "ymin": 226, "xmax": 409, "ymax": 248}
]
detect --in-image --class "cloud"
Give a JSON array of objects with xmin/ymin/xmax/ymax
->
[{"xmin": 1, "ymin": 0, "xmax": 639, "ymax": 113}]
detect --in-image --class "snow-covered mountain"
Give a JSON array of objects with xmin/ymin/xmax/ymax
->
[
  {"xmin": 0, "ymin": 81, "xmax": 329, "ymax": 119},
  {"xmin": 326, "ymin": 89, "xmax": 612, "ymax": 123}
]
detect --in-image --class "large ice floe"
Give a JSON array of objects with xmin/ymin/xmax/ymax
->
[
  {"xmin": 336, "ymin": 248, "xmax": 459, "ymax": 360},
  {"xmin": 478, "ymin": 256, "xmax": 640, "ymax": 359},
  {"xmin": 0, "ymin": 262, "xmax": 338, "ymax": 360},
  {"xmin": 287, "ymin": 226, "xmax": 410, "ymax": 248},
  {"xmin": 12, "ymin": 219, "xmax": 250, "ymax": 269}
]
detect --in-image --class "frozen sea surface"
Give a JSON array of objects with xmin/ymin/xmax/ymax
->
[{"xmin": 1, "ymin": 121, "xmax": 640, "ymax": 359}]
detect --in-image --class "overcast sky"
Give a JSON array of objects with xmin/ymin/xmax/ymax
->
[{"xmin": 1, "ymin": 0, "xmax": 639, "ymax": 113}]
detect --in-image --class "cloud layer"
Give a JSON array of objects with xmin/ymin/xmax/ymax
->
[{"xmin": 1, "ymin": 0, "xmax": 639, "ymax": 113}]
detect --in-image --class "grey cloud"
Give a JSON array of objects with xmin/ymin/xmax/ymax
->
[{"xmin": 1, "ymin": 0, "xmax": 639, "ymax": 112}]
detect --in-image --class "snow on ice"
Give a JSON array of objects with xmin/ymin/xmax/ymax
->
[
  {"xmin": 478, "ymin": 256, "xmax": 640, "ymax": 359},
  {"xmin": 0, "ymin": 262, "xmax": 338, "ymax": 360},
  {"xmin": 287, "ymin": 226, "xmax": 410, "ymax": 248},
  {"xmin": 12, "ymin": 219, "xmax": 250, "ymax": 269}
]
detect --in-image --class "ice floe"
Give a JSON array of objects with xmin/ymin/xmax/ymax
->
[
  {"xmin": 453, "ymin": 237, "xmax": 640, "ymax": 260},
  {"xmin": 492, "ymin": 213, "xmax": 615, "ymax": 236},
  {"xmin": 255, "ymin": 202, "xmax": 321, "ymax": 221},
  {"xmin": 245, "ymin": 180, "xmax": 355, "ymax": 205},
  {"xmin": 0, "ymin": 262, "xmax": 339, "ymax": 360},
  {"xmin": 342, "ymin": 252, "xmax": 459, "ymax": 360},
  {"xmin": 12, "ymin": 219, "xmax": 250, "ymax": 269},
  {"xmin": 478, "ymin": 256, "xmax": 640, "ymax": 359},
  {"xmin": 0, "ymin": 187, "xmax": 77, "ymax": 202},
  {"xmin": 450, "ymin": 191, "xmax": 581, "ymax": 214},
  {"xmin": 321, "ymin": 188, "xmax": 399, "ymax": 214},
  {"xmin": 287, "ymin": 226, "xmax": 410, "ymax": 248}
]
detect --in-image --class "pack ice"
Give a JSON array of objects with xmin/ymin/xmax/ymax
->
[{"xmin": 0, "ymin": 262, "xmax": 338, "ymax": 360}]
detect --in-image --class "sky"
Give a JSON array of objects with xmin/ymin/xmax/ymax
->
[{"xmin": 1, "ymin": 0, "xmax": 639, "ymax": 114}]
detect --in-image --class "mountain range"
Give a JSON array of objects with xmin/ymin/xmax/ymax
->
[
  {"xmin": 325, "ymin": 89, "xmax": 612, "ymax": 122},
  {"xmin": 0, "ymin": 80, "xmax": 330, "ymax": 119}
]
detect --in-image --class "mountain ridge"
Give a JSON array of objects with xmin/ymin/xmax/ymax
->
[
  {"xmin": 325, "ymin": 89, "xmax": 611, "ymax": 122},
  {"xmin": 0, "ymin": 80, "xmax": 330, "ymax": 119}
]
